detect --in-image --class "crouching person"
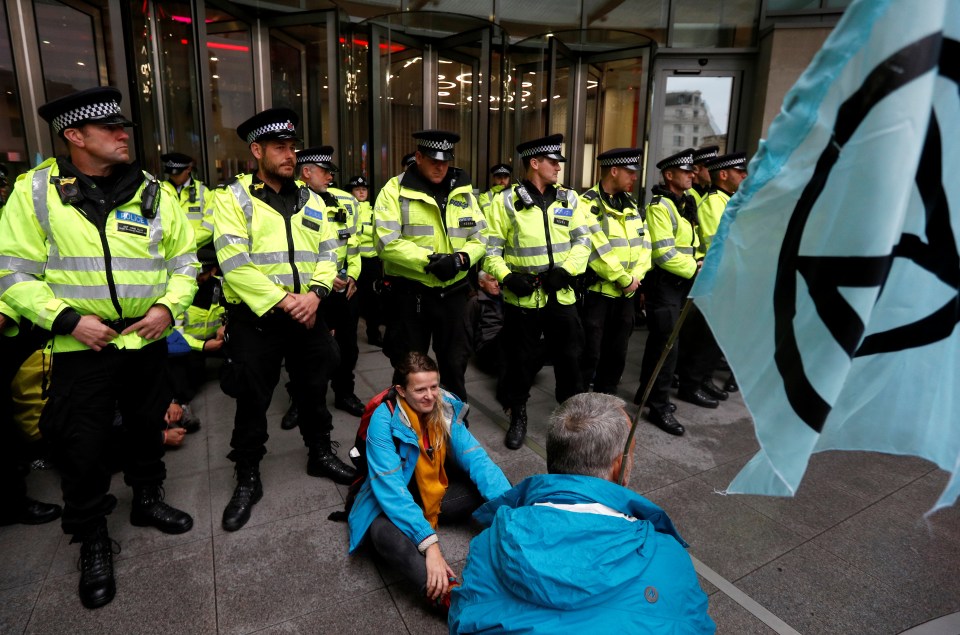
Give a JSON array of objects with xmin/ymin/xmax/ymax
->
[
  {"xmin": 347, "ymin": 352, "xmax": 510, "ymax": 613},
  {"xmin": 450, "ymin": 392, "xmax": 715, "ymax": 634}
]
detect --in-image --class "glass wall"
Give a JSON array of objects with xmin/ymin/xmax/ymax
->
[
  {"xmin": 340, "ymin": 25, "xmax": 371, "ymax": 183},
  {"xmin": 34, "ymin": 0, "xmax": 101, "ymax": 102},
  {"xmin": 672, "ymin": 0, "xmax": 760, "ymax": 48},
  {"xmin": 270, "ymin": 22, "xmax": 333, "ymax": 150},
  {"xmin": 660, "ymin": 76, "xmax": 733, "ymax": 157},
  {"xmin": 0, "ymin": 3, "xmax": 28, "ymax": 179}
]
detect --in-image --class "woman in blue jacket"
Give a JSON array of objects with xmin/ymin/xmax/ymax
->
[{"xmin": 347, "ymin": 351, "xmax": 510, "ymax": 609}]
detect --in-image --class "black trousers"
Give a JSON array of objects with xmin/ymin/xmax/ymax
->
[
  {"xmin": 638, "ymin": 268, "xmax": 692, "ymax": 412},
  {"xmin": 677, "ymin": 303, "xmax": 722, "ymax": 392},
  {"xmin": 498, "ymin": 299, "xmax": 584, "ymax": 408},
  {"xmin": 0, "ymin": 328, "xmax": 43, "ymax": 509},
  {"xmin": 165, "ymin": 351, "xmax": 206, "ymax": 404},
  {"xmin": 321, "ymin": 290, "xmax": 360, "ymax": 397},
  {"xmin": 40, "ymin": 341, "xmax": 170, "ymax": 536},
  {"xmin": 580, "ymin": 292, "xmax": 636, "ymax": 394},
  {"xmin": 225, "ymin": 308, "xmax": 339, "ymax": 466},
  {"xmin": 367, "ymin": 470, "xmax": 483, "ymax": 593},
  {"xmin": 383, "ymin": 279, "xmax": 471, "ymax": 402},
  {"xmin": 357, "ymin": 257, "xmax": 385, "ymax": 338}
]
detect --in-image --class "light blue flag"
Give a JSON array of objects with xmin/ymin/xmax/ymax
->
[{"xmin": 691, "ymin": 0, "xmax": 960, "ymax": 513}]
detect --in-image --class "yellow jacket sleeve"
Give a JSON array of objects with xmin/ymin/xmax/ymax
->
[
  {"xmin": 480, "ymin": 192, "xmax": 512, "ymax": 283},
  {"xmin": 581, "ymin": 198, "xmax": 632, "ymax": 288},
  {"xmin": 154, "ymin": 191, "xmax": 199, "ymax": 322},
  {"xmin": 373, "ymin": 178, "xmax": 430, "ymax": 271},
  {"xmin": 559, "ymin": 196, "xmax": 591, "ymax": 277},
  {"xmin": 647, "ymin": 199, "xmax": 697, "ymax": 279}
]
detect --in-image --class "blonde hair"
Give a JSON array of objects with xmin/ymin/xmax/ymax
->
[{"xmin": 393, "ymin": 351, "xmax": 448, "ymax": 446}]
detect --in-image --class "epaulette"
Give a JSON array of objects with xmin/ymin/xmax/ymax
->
[
  {"xmin": 219, "ymin": 174, "xmax": 242, "ymax": 188},
  {"xmin": 650, "ymin": 195, "xmax": 662, "ymax": 206},
  {"xmin": 625, "ymin": 192, "xmax": 637, "ymax": 207},
  {"xmin": 581, "ymin": 189, "xmax": 599, "ymax": 202}
]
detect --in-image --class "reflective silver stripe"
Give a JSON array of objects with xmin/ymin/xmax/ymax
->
[
  {"xmin": 485, "ymin": 244, "xmax": 503, "ymax": 258},
  {"xmin": 215, "ymin": 234, "xmax": 247, "ymax": 251},
  {"xmin": 347, "ymin": 245, "xmax": 360, "ymax": 256},
  {"xmin": 228, "ymin": 180, "xmax": 255, "ymax": 236},
  {"xmin": 319, "ymin": 251, "xmax": 338, "ymax": 263},
  {"xmin": 358, "ymin": 245, "xmax": 375, "ymax": 254},
  {"xmin": 48, "ymin": 283, "xmax": 166, "ymax": 299},
  {"xmin": 510, "ymin": 245, "xmax": 548, "ymax": 258},
  {"xmin": 552, "ymin": 243, "xmax": 572, "ymax": 255},
  {"xmin": 447, "ymin": 227, "xmax": 473, "ymax": 238},
  {"xmin": 660, "ymin": 197, "xmax": 679, "ymax": 233},
  {"xmin": 0, "ymin": 272, "xmax": 35, "ymax": 293},
  {"xmin": 399, "ymin": 196, "xmax": 411, "ymax": 229},
  {"xmin": 47, "ymin": 255, "xmax": 163, "ymax": 272},
  {"xmin": 588, "ymin": 251, "xmax": 602, "ymax": 263},
  {"xmin": 595, "ymin": 241, "xmax": 614, "ymax": 255},
  {"xmin": 569, "ymin": 225, "xmax": 589, "ymax": 240},
  {"xmin": 166, "ymin": 254, "xmax": 196, "ymax": 271},
  {"xmin": 186, "ymin": 211, "xmax": 204, "ymax": 220},
  {"xmin": 201, "ymin": 221, "xmax": 214, "ymax": 231},
  {"xmin": 652, "ymin": 239, "xmax": 675, "ymax": 249},
  {"xmin": 402, "ymin": 225, "xmax": 434, "ymax": 237},
  {"xmin": 677, "ymin": 246, "xmax": 695, "ymax": 255},
  {"xmin": 642, "ymin": 239, "xmax": 651, "ymax": 249},
  {"xmin": 220, "ymin": 252, "xmax": 253, "ymax": 274},
  {"xmin": 628, "ymin": 237, "xmax": 644, "ymax": 248},
  {"xmin": 318, "ymin": 239, "xmax": 340, "ymax": 253},
  {"xmin": 486, "ymin": 236, "xmax": 505, "ymax": 248},
  {"xmin": 270, "ymin": 273, "xmax": 299, "ymax": 286},
  {"xmin": 475, "ymin": 218, "xmax": 488, "ymax": 232},
  {"xmin": 0, "ymin": 256, "xmax": 44, "ymax": 275},
  {"xmin": 502, "ymin": 189, "xmax": 516, "ymax": 215},
  {"xmin": 587, "ymin": 222, "xmax": 602, "ymax": 234},
  {"xmin": 250, "ymin": 251, "xmax": 315, "ymax": 266},
  {"xmin": 378, "ymin": 231, "xmax": 401, "ymax": 250},
  {"xmin": 33, "ymin": 166, "xmax": 54, "ymax": 236},
  {"xmin": 607, "ymin": 238, "xmax": 629, "ymax": 248},
  {"xmin": 653, "ymin": 248, "xmax": 678, "ymax": 265},
  {"xmin": 378, "ymin": 219, "xmax": 401, "ymax": 231}
]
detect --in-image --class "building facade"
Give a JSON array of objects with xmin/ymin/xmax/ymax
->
[{"xmin": 0, "ymin": 0, "xmax": 849, "ymax": 200}]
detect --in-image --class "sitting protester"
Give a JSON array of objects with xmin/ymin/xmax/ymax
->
[
  {"xmin": 347, "ymin": 351, "xmax": 510, "ymax": 613},
  {"xmin": 449, "ymin": 392, "xmax": 715, "ymax": 634}
]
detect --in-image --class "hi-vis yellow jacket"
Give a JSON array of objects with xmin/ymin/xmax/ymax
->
[
  {"xmin": 161, "ymin": 177, "xmax": 214, "ymax": 248},
  {"xmin": 483, "ymin": 184, "xmax": 591, "ymax": 309},
  {"xmin": 0, "ymin": 158, "xmax": 199, "ymax": 352},
  {"xmin": 478, "ymin": 184, "xmax": 506, "ymax": 217},
  {"xmin": 212, "ymin": 173, "xmax": 338, "ymax": 316},
  {"xmin": 175, "ymin": 279, "xmax": 224, "ymax": 351},
  {"xmin": 354, "ymin": 200, "xmax": 376, "ymax": 259},
  {"xmin": 646, "ymin": 187, "xmax": 699, "ymax": 279},
  {"xmin": 580, "ymin": 185, "xmax": 651, "ymax": 298},
  {"xmin": 326, "ymin": 187, "xmax": 362, "ymax": 280},
  {"xmin": 695, "ymin": 187, "xmax": 731, "ymax": 258},
  {"xmin": 373, "ymin": 167, "xmax": 486, "ymax": 287}
]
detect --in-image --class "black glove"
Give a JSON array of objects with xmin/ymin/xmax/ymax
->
[
  {"xmin": 543, "ymin": 267, "xmax": 572, "ymax": 292},
  {"xmin": 503, "ymin": 273, "xmax": 537, "ymax": 297},
  {"xmin": 424, "ymin": 253, "xmax": 466, "ymax": 282}
]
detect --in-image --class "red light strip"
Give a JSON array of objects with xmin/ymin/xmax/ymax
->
[{"xmin": 180, "ymin": 39, "xmax": 251, "ymax": 52}]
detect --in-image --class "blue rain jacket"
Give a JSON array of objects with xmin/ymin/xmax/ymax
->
[
  {"xmin": 347, "ymin": 390, "xmax": 511, "ymax": 553},
  {"xmin": 449, "ymin": 474, "xmax": 715, "ymax": 634}
]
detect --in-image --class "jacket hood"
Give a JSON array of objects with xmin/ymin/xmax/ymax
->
[{"xmin": 473, "ymin": 474, "xmax": 686, "ymax": 610}]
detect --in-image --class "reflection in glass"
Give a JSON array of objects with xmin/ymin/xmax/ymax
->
[
  {"xmin": 661, "ymin": 76, "xmax": 732, "ymax": 158},
  {"xmin": 35, "ymin": 0, "xmax": 100, "ymax": 101},
  {"xmin": 0, "ymin": 2, "xmax": 28, "ymax": 175},
  {"xmin": 205, "ymin": 6, "xmax": 256, "ymax": 183},
  {"xmin": 672, "ymin": 0, "xmax": 760, "ymax": 48},
  {"xmin": 270, "ymin": 38, "xmax": 304, "ymax": 133},
  {"xmin": 437, "ymin": 56, "xmax": 473, "ymax": 181},
  {"xmin": 155, "ymin": 2, "xmax": 203, "ymax": 176},
  {"xmin": 584, "ymin": 0, "xmax": 668, "ymax": 45},
  {"xmin": 127, "ymin": 1, "xmax": 161, "ymax": 174},
  {"xmin": 340, "ymin": 27, "xmax": 370, "ymax": 184},
  {"xmin": 271, "ymin": 23, "xmax": 331, "ymax": 151},
  {"xmin": 378, "ymin": 31, "xmax": 420, "ymax": 187}
]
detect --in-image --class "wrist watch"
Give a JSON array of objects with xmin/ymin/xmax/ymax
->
[{"xmin": 310, "ymin": 285, "xmax": 329, "ymax": 300}]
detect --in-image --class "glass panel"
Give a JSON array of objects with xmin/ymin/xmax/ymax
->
[
  {"xmin": 766, "ymin": 0, "xmax": 820, "ymax": 9},
  {"xmin": 497, "ymin": 0, "xmax": 581, "ymax": 43},
  {"xmin": 126, "ymin": 1, "xmax": 161, "ymax": 174},
  {"xmin": 437, "ymin": 56, "xmax": 473, "ymax": 179},
  {"xmin": 155, "ymin": 2, "xmax": 203, "ymax": 176},
  {"xmin": 672, "ymin": 0, "xmax": 760, "ymax": 48},
  {"xmin": 584, "ymin": 0, "xmax": 668, "ymax": 45},
  {"xmin": 341, "ymin": 26, "xmax": 370, "ymax": 184},
  {"xmin": 486, "ymin": 48, "xmax": 512, "ymax": 188},
  {"xmin": 269, "ymin": 38, "xmax": 304, "ymax": 134},
  {"xmin": 514, "ymin": 60, "xmax": 548, "ymax": 145},
  {"xmin": 378, "ymin": 33, "xmax": 421, "ymax": 186},
  {"xmin": 35, "ymin": 0, "xmax": 100, "ymax": 101},
  {"xmin": 205, "ymin": 5, "xmax": 256, "ymax": 183},
  {"xmin": 661, "ymin": 76, "xmax": 733, "ymax": 158},
  {"xmin": 0, "ymin": 2, "xmax": 29, "ymax": 178},
  {"xmin": 403, "ymin": 0, "xmax": 493, "ymax": 20},
  {"xmin": 580, "ymin": 65, "xmax": 601, "ymax": 190},
  {"xmin": 272, "ymin": 23, "xmax": 331, "ymax": 152}
]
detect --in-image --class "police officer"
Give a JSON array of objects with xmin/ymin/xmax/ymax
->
[
  {"xmin": 160, "ymin": 152, "xmax": 214, "ymax": 248},
  {"xmin": 213, "ymin": 109, "xmax": 355, "ymax": 533},
  {"xmin": 0, "ymin": 165, "xmax": 10, "ymax": 207},
  {"xmin": 373, "ymin": 130, "xmax": 486, "ymax": 402},
  {"xmin": 0, "ymin": 86, "xmax": 199, "ymax": 608},
  {"xmin": 478, "ymin": 163, "xmax": 512, "ymax": 216},
  {"xmin": 579, "ymin": 148, "xmax": 651, "ymax": 394},
  {"xmin": 483, "ymin": 134, "xmax": 591, "ymax": 449},
  {"xmin": 635, "ymin": 148, "xmax": 707, "ymax": 436},
  {"xmin": 684, "ymin": 151, "xmax": 749, "ymax": 395},
  {"xmin": 687, "ymin": 145, "xmax": 718, "ymax": 209},
  {"xmin": 350, "ymin": 175, "xmax": 386, "ymax": 346},
  {"xmin": 298, "ymin": 147, "xmax": 366, "ymax": 416}
]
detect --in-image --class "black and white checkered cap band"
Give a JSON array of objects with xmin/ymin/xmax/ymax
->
[
  {"xmin": 52, "ymin": 101, "xmax": 123, "ymax": 134},
  {"xmin": 246, "ymin": 120, "xmax": 297, "ymax": 143},
  {"xmin": 418, "ymin": 139, "xmax": 455, "ymax": 151},
  {"xmin": 298, "ymin": 153, "xmax": 332, "ymax": 165},
  {"xmin": 164, "ymin": 160, "xmax": 191, "ymax": 169},
  {"xmin": 661, "ymin": 154, "xmax": 694, "ymax": 169},
  {"xmin": 599, "ymin": 155, "xmax": 640, "ymax": 167},
  {"xmin": 693, "ymin": 149, "xmax": 719, "ymax": 162},
  {"xmin": 492, "ymin": 166, "xmax": 511, "ymax": 175},
  {"xmin": 709, "ymin": 157, "xmax": 746, "ymax": 170},
  {"xmin": 519, "ymin": 143, "xmax": 562, "ymax": 159}
]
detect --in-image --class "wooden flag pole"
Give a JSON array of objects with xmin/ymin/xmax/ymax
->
[{"xmin": 618, "ymin": 297, "xmax": 695, "ymax": 486}]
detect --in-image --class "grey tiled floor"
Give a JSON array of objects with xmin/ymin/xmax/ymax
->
[{"xmin": 2, "ymin": 324, "xmax": 959, "ymax": 634}]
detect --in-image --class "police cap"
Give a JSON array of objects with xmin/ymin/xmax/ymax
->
[
  {"xmin": 489, "ymin": 163, "xmax": 512, "ymax": 176},
  {"xmin": 692, "ymin": 145, "xmax": 720, "ymax": 165},
  {"xmin": 597, "ymin": 147, "xmax": 642, "ymax": 171},
  {"xmin": 160, "ymin": 152, "xmax": 194, "ymax": 175},
  {"xmin": 38, "ymin": 86, "xmax": 135, "ymax": 137},
  {"xmin": 413, "ymin": 130, "xmax": 459, "ymax": 161},
  {"xmin": 296, "ymin": 145, "xmax": 338, "ymax": 172},
  {"xmin": 704, "ymin": 151, "xmax": 748, "ymax": 172},
  {"xmin": 237, "ymin": 108, "xmax": 300, "ymax": 144},
  {"xmin": 517, "ymin": 134, "xmax": 566, "ymax": 162},
  {"xmin": 656, "ymin": 148, "xmax": 696, "ymax": 172},
  {"xmin": 348, "ymin": 176, "xmax": 368, "ymax": 189}
]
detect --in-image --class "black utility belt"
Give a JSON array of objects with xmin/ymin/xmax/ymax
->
[
  {"xmin": 384, "ymin": 276, "xmax": 470, "ymax": 298},
  {"xmin": 225, "ymin": 302, "xmax": 288, "ymax": 325},
  {"xmin": 101, "ymin": 316, "xmax": 144, "ymax": 332}
]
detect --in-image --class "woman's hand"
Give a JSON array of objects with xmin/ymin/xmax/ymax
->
[{"xmin": 424, "ymin": 543, "xmax": 455, "ymax": 600}]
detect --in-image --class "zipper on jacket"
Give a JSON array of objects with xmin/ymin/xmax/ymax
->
[
  {"xmin": 283, "ymin": 213, "xmax": 300, "ymax": 294},
  {"xmin": 540, "ymin": 196, "xmax": 555, "ymax": 270},
  {"xmin": 96, "ymin": 217, "xmax": 125, "ymax": 319}
]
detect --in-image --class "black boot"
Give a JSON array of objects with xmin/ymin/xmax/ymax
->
[
  {"xmin": 222, "ymin": 464, "xmax": 263, "ymax": 532},
  {"xmin": 74, "ymin": 524, "xmax": 118, "ymax": 610},
  {"xmin": 308, "ymin": 435, "xmax": 357, "ymax": 485},
  {"xmin": 504, "ymin": 404, "xmax": 527, "ymax": 450},
  {"xmin": 0, "ymin": 497, "xmax": 62, "ymax": 526},
  {"xmin": 281, "ymin": 404, "xmax": 299, "ymax": 430},
  {"xmin": 130, "ymin": 485, "xmax": 193, "ymax": 534}
]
